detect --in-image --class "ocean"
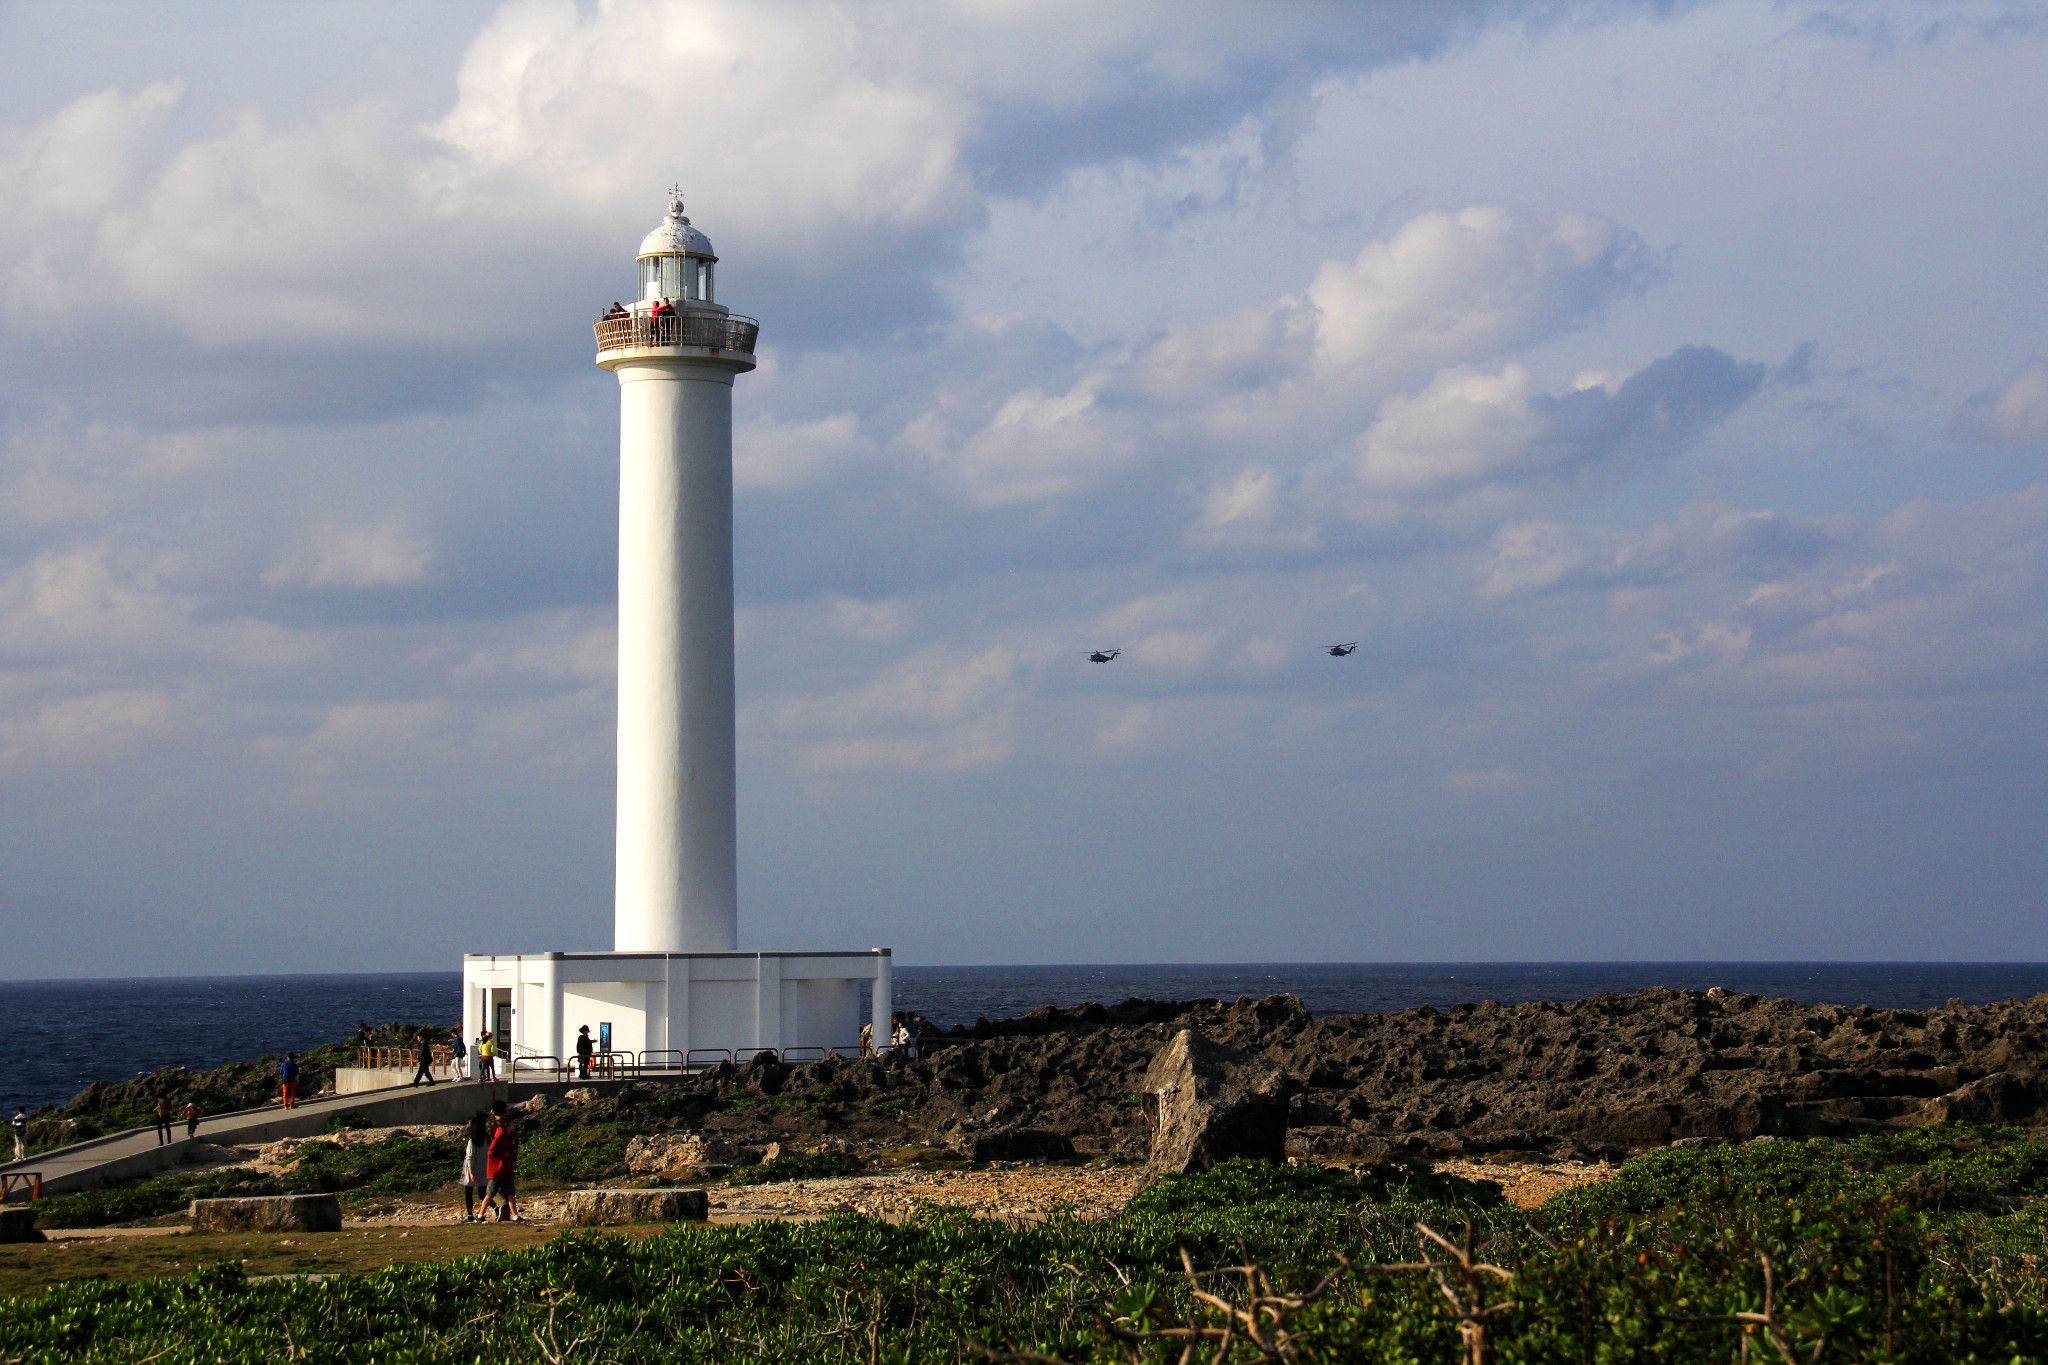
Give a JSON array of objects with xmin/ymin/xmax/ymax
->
[{"xmin": 5, "ymin": 962, "xmax": 2046, "ymax": 1115}]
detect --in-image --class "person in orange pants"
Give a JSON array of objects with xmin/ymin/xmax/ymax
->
[{"xmin": 279, "ymin": 1052, "xmax": 301, "ymax": 1109}]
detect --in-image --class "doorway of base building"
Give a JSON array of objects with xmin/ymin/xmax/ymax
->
[{"xmin": 492, "ymin": 990, "xmax": 512, "ymax": 1057}]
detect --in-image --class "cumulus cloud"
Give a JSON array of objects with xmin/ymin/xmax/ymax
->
[
  {"xmin": 0, "ymin": 688, "xmax": 174, "ymax": 770},
  {"xmin": 766, "ymin": 645, "xmax": 1023, "ymax": 781},
  {"xmin": 1306, "ymin": 207, "xmax": 1664, "ymax": 382},
  {"xmin": 1359, "ymin": 346, "xmax": 1765, "ymax": 492},
  {"xmin": 262, "ymin": 522, "xmax": 435, "ymax": 590},
  {"xmin": 916, "ymin": 205, "xmax": 1691, "ymax": 525},
  {"xmin": 735, "ymin": 412, "xmax": 874, "ymax": 491},
  {"xmin": 1962, "ymin": 361, "xmax": 2048, "ymax": 446}
]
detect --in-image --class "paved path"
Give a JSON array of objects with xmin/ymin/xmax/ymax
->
[{"xmin": 1, "ymin": 1078, "xmax": 518, "ymax": 1198}]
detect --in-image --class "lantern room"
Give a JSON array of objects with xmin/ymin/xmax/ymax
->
[{"xmin": 637, "ymin": 191, "xmax": 717, "ymax": 304}]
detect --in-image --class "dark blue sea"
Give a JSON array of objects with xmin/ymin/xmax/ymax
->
[{"xmin": 4, "ymin": 963, "xmax": 2046, "ymax": 1115}]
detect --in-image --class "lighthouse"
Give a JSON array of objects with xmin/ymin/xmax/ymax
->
[
  {"xmin": 459, "ymin": 195, "xmax": 892, "ymax": 1075},
  {"xmin": 603, "ymin": 192, "xmax": 752, "ymax": 954}
]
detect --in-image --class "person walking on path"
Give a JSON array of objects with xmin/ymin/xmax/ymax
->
[
  {"xmin": 9, "ymin": 1108, "xmax": 26, "ymax": 1161},
  {"xmin": 457, "ymin": 1111, "xmax": 490, "ymax": 1222},
  {"xmin": 410, "ymin": 1033, "xmax": 438, "ymax": 1088},
  {"xmin": 450, "ymin": 1029, "xmax": 468, "ymax": 1082},
  {"xmin": 575, "ymin": 1025, "xmax": 595, "ymax": 1080},
  {"xmin": 475, "ymin": 1031, "xmax": 496, "ymax": 1082},
  {"xmin": 484, "ymin": 1101, "xmax": 521, "ymax": 1222},
  {"xmin": 279, "ymin": 1053, "xmax": 301, "ymax": 1109},
  {"xmin": 152, "ymin": 1097, "xmax": 174, "ymax": 1146},
  {"xmin": 181, "ymin": 1101, "xmax": 199, "ymax": 1140},
  {"xmin": 355, "ymin": 1023, "xmax": 374, "ymax": 1056}
]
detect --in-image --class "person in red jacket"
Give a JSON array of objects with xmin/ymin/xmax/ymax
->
[{"xmin": 484, "ymin": 1101, "xmax": 521, "ymax": 1223}]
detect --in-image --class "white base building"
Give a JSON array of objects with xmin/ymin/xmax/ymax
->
[{"xmin": 461, "ymin": 949, "xmax": 892, "ymax": 1071}]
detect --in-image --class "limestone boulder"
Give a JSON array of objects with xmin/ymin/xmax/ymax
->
[
  {"xmin": 1141, "ymin": 1029, "xmax": 1291, "ymax": 1176},
  {"xmin": 564, "ymin": 1188, "xmax": 708, "ymax": 1225},
  {"xmin": 0, "ymin": 1207, "xmax": 43, "ymax": 1243},
  {"xmin": 189, "ymin": 1194, "xmax": 342, "ymax": 1233},
  {"xmin": 1914, "ymin": 1072, "xmax": 2037, "ymax": 1126},
  {"xmin": 625, "ymin": 1132, "xmax": 762, "ymax": 1180}
]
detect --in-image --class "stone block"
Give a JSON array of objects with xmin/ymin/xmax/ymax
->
[
  {"xmin": 625, "ymin": 1132, "xmax": 761, "ymax": 1180},
  {"xmin": 564, "ymin": 1188, "xmax": 708, "ymax": 1225},
  {"xmin": 189, "ymin": 1194, "xmax": 343, "ymax": 1233},
  {"xmin": 0, "ymin": 1207, "xmax": 43, "ymax": 1243},
  {"xmin": 1142, "ymin": 1029, "xmax": 1291, "ymax": 1176}
]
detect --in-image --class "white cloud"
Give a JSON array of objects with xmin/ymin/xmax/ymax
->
[
  {"xmin": 921, "ymin": 204, "xmax": 1687, "ymax": 515},
  {"xmin": 262, "ymin": 522, "xmax": 435, "ymax": 590},
  {"xmin": 0, "ymin": 688, "xmax": 173, "ymax": 769},
  {"xmin": 1357, "ymin": 364, "xmax": 1544, "ymax": 490},
  {"xmin": 768, "ymin": 645, "xmax": 1022, "ymax": 780},
  {"xmin": 735, "ymin": 412, "xmax": 872, "ymax": 492},
  {"xmin": 1964, "ymin": 361, "xmax": 2048, "ymax": 446},
  {"xmin": 1187, "ymin": 464, "xmax": 1323, "ymax": 552},
  {"xmin": 938, "ymin": 378, "xmax": 1135, "ymax": 506},
  {"xmin": 1305, "ymin": 207, "xmax": 1662, "ymax": 381},
  {"xmin": 827, "ymin": 596, "xmax": 917, "ymax": 641}
]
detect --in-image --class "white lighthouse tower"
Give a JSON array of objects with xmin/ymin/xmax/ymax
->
[
  {"xmin": 461, "ymin": 195, "xmax": 892, "ymax": 1075},
  {"xmin": 606, "ymin": 192, "xmax": 748, "ymax": 954}
]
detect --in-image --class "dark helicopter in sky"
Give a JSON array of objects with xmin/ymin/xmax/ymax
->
[
  {"xmin": 1084, "ymin": 648, "xmax": 1122, "ymax": 663},
  {"xmin": 1324, "ymin": 642, "xmax": 1358, "ymax": 657}
]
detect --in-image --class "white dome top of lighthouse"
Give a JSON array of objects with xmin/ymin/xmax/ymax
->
[{"xmin": 638, "ymin": 191, "xmax": 715, "ymax": 260}]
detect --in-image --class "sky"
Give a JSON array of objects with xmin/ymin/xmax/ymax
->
[{"xmin": 1, "ymin": 0, "xmax": 2045, "ymax": 978}]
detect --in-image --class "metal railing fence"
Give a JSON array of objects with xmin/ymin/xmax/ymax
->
[{"xmin": 594, "ymin": 311, "xmax": 759, "ymax": 355}]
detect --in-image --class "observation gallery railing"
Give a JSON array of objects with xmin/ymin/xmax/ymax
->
[{"xmin": 593, "ymin": 311, "xmax": 760, "ymax": 355}]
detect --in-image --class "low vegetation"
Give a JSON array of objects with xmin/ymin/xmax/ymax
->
[
  {"xmin": 4, "ymin": 1126, "xmax": 2045, "ymax": 1360},
  {"xmin": 34, "ymin": 1135, "xmax": 465, "ymax": 1229},
  {"xmin": 725, "ymin": 1150, "xmax": 862, "ymax": 1186}
]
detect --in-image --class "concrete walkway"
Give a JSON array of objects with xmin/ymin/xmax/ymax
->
[{"xmin": 0, "ymin": 1076, "xmax": 602, "ymax": 1198}]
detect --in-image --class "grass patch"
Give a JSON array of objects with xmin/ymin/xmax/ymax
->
[
  {"xmin": 516, "ymin": 1125, "xmax": 632, "ymax": 1182},
  {"xmin": 32, "ymin": 1169, "xmax": 283, "ymax": 1230},
  {"xmin": 7, "ymin": 1132, "xmax": 2048, "ymax": 1360},
  {"xmin": 725, "ymin": 1151, "xmax": 862, "ymax": 1185}
]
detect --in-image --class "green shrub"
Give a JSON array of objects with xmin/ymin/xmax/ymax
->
[
  {"xmin": 32, "ymin": 1168, "xmax": 282, "ymax": 1229},
  {"xmin": 726, "ymin": 1151, "xmax": 861, "ymax": 1185},
  {"xmin": 516, "ymin": 1125, "xmax": 631, "ymax": 1181},
  {"xmin": 279, "ymin": 1136, "xmax": 462, "ymax": 1197},
  {"xmin": 1554, "ymin": 1125, "xmax": 2048, "ymax": 1220},
  {"xmin": 1123, "ymin": 1156, "xmax": 1503, "ymax": 1219},
  {"xmin": 8, "ymin": 1129, "xmax": 2048, "ymax": 1361}
]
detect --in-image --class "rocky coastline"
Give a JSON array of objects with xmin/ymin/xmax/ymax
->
[{"xmin": 34, "ymin": 986, "xmax": 2048, "ymax": 1164}]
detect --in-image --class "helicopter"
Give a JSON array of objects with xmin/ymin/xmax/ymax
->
[
  {"xmin": 1084, "ymin": 649, "xmax": 1121, "ymax": 663},
  {"xmin": 1324, "ymin": 642, "xmax": 1358, "ymax": 657}
]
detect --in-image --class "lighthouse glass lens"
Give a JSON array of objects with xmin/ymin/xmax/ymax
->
[
  {"xmin": 697, "ymin": 261, "xmax": 713, "ymax": 302},
  {"xmin": 639, "ymin": 258, "xmax": 661, "ymax": 301}
]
